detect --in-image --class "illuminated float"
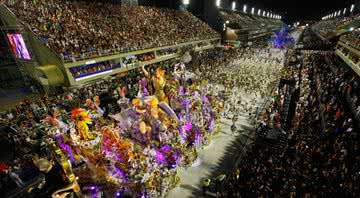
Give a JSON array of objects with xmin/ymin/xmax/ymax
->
[{"xmin": 42, "ymin": 63, "xmax": 222, "ymax": 197}]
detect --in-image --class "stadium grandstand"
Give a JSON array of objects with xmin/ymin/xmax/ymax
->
[{"xmin": 0, "ymin": 0, "xmax": 360, "ymax": 198}]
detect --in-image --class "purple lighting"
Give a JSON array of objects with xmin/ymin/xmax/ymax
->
[
  {"xmin": 90, "ymin": 186, "xmax": 96, "ymax": 190},
  {"xmin": 156, "ymin": 150, "xmax": 166, "ymax": 163},
  {"xmin": 161, "ymin": 144, "xmax": 170, "ymax": 152},
  {"xmin": 269, "ymin": 26, "xmax": 295, "ymax": 49},
  {"xmin": 185, "ymin": 121, "xmax": 192, "ymax": 132},
  {"xmin": 56, "ymin": 135, "xmax": 75, "ymax": 162}
]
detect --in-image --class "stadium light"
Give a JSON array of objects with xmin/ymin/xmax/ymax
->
[
  {"xmin": 263, "ymin": 11, "xmax": 266, "ymax": 17},
  {"xmin": 183, "ymin": 0, "xmax": 190, "ymax": 5},
  {"xmin": 350, "ymin": 4, "xmax": 355, "ymax": 12},
  {"xmin": 258, "ymin": 9, "xmax": 261, "ymax": 16},
  {"xmin": 343, "ymin": 8, "xmax": 346, "ymax": 15},
  {"xmin": 243, "ymin": 5, "xmax": 247, "ymax": 13},
  {"xmin": 216, "ymin": 0, "xmax": 220, "ymax": 7},
  {"xmin": 349, "ymin": 27, "xmax": 354, "ymax": 31},
  {"xmin": 251, "ymin": 7, "xmax": 255, "ymax": 15},
  {"xmin": 232, "ymin": 1, "xmax": 236, "ymax": 10}
]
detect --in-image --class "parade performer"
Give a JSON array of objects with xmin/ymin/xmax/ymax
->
[
  {"xmin": 142, "ymin": 64, "xmax": 169, "ymax": 104},
  {"xmin": 71, "ymin": 109, "xmax": 93, "ymax": 140}
]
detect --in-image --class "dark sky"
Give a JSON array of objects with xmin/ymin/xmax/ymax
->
[{"xmin": 233, "ymin": 0, "xmax": 357, "ymax": 23}]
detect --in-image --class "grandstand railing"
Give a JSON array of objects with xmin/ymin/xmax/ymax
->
[
  {"xmin": 62, "ymin": 36, "xmax": 220, "ymax": 63},
  {"xmin": 63, "ymin": 37, "xmax": 220, "ymax": 85},
  {"xmin": 64, "ymin": 37, "xmax": 220, "ymax": 68},
  {"xmin": 335, "ymin": 48, "xmax": 360, "ymax": 77},
  {"xmin": 338, "ymin": 40, "xmax": 360, "ymax": 57}
]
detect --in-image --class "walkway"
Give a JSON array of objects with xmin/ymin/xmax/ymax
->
[{"xmin": 167, "ymin": 96, "xmax": 266, "ymax": 198}]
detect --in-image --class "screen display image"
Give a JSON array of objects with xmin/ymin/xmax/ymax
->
[{"xmin": 7, "ymin": 33, "xmax": 31, "ymax": 60}]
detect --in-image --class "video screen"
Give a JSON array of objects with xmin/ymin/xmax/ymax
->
[{"xmin": 7, "ymin": 33, "xmax": 31, "ymax": 60}]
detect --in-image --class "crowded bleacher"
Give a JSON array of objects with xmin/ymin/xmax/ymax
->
[
  {"xmin": 1, "ymin": 0, "xmax": 219, "ymax": 61},
  {"xmin": 219, "ymin": 10, "xmax": 282, "ymax": 29},
  {"xmin": 202, "ymin": 51, "xmax": 360, "ymax": 198},
  {"xmin": 340, "ymin": 28, "xmax": 360, "ymax": 50},
  {"xmin": 312, "ymin": 14, "xmax": 360, "ymax": 39}
]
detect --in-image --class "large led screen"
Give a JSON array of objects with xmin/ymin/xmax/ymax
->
[{"xmin": 7, "ymin": 34, "xmax": 31, "ymax": 60}]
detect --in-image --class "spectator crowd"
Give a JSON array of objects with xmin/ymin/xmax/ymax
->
[
  {"xmin": 204, "ymin": 50, "xmax": 360, "ymax": 197},
  {"xmin": 339, "ymin": 28, "xmax": 360, "ymax": 50},
  {"xmin": 1, "ymin": 0, "xmax": 219, "ymax": 61},
  {"xmin": 312, "ymin": 14, "xmax": 360, "ymax": 39}
]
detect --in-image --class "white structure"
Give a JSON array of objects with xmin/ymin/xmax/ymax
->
[
  {"xmin": 350, "ymin": 4, "xmax": 355, "ymax": 12},
  {"xmin": 216, "ymin": 0, "xmax": 220, "ymax": 7},
  {"xmin": 183, "ymin": 0, "xmax": 190, "ymax": 5}
]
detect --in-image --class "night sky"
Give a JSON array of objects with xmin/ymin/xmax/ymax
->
[{"xmin": 227, "ymin": 0, "xmax": 357, "ymax": 23}]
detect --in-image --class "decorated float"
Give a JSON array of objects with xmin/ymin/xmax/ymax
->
[{"xmin": 41, "ymin": 62, "xmax": 223, "ymax": 197}]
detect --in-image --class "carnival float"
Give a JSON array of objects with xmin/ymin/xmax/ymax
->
[{"xmin": 41, "ymin": 62, "xmax": 223, "ymax": 197}]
